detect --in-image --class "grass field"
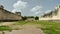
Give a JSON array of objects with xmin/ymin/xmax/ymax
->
[
  {"xmin": 0, "ymin": 21, "xmax": 60, "ymax": 34},
  {"xmin": 0, "ymin": 26, "xmax": 12, "ymax": 31},
  {"xmin": 15, "ymin": 21, "xmax": 60, "ymax": 34}
]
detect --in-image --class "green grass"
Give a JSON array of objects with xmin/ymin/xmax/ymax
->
[
  {"xmin": 0, "ymin": 21, "xmax": 60, "ymax": 34},
  {"xmin": 36, "ymin": 21, "xmax": 60, "ymax": 34},
  {"xmin": 0, "ymin": 26, "xmax": 12, "ymax": 31},
  {"xmin": 16, "ymin": 21, "xmax": 60, "ymax": 34},
  {"xmin": 16, "ymin": 21, "xmax": 28, "ymax": 25}
]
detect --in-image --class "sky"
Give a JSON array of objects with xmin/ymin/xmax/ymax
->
[{"xmin": 0, "ymin": 0, "xmax": 60, "ymax": 16}]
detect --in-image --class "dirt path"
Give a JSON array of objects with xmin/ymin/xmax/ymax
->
[
  {"xmin": 4, "ymin": 25, "xmax": 45, "ymax": 34},
  {"xmin": 0, "ymin": 22, "xmax": 45, "ymax": 34}
]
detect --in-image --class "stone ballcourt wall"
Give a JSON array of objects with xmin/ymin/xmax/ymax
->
[
  {"xmin": 0, "ymin": 7, "xmax": 22, "ymax": 21},
  {"xmin": 39, "ymin": 5, "xmax": 60, "ymax": 20}
]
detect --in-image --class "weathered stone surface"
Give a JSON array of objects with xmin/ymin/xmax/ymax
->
[
  {"xmin": 39, "ymin": 5, "xmax": 60, "ymax": 20},
  {"xmin": 0, "ymin": 5, "xmax": 22, "ymax": 20}
]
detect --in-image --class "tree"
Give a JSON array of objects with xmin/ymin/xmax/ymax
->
[
  {"xmin": 22, "ymin": 16, "xmax": 27, "ymax": 20},
  {"xmin": 35, "ymin": 16, "xmax": 39, "ymax": 20},
  {"xmin": 0, "ymin": 5, "xmax": 4, "ymax": 9},
  {"xmin": 30, "ymin": 16, "xmax": 34, "ymax": 18}
]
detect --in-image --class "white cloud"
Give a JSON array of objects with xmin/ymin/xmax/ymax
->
[
  {"xmin": 12, "ymin": 9, "xmax": 22, "ymax": 12},
  {"xmin": 30, "ymin": 5, "xmax": 42, "ymax": 12},
  {"xmin": 12, "ymin": 0, "xmax": 28, "ymax": 13},
  {"xmin": 35, "ymin": 11, "xmax": 40, "ymax": 14},
  {"xmin": 34, "ymin": 10, "xmax": 43, "ymax": 15},
  {"xmin": 30, "ymin": 5, "xmax": 43, "ymax": 15},
  {"xmin": 45, "ymin": 10, "xmax": 51, "ymax": 14}
]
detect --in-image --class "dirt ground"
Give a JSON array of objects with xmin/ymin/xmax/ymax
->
[{"xmin": 0, "ymin": 22, "xmax": 45, "ymax": 34}]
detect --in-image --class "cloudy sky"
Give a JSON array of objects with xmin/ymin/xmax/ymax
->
[{"xmin": 0, "ymin": 0, "xmax": 60, "ymax": 16}]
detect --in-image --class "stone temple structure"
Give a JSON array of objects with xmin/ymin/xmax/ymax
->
[
  {"xmin": 39, "ymin": 5, "xmax": 60, "ymax": 20},
  {"xmin": 0, "ymin": 5, "xmax": 22, "ymax": 21}
]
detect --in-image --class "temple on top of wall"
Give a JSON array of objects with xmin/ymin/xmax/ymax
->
[{"xmin": 39, "ymin": 5, "xmax": 60, "ymax": 20}]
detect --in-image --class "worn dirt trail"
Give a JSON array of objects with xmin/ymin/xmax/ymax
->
[
  {"xmin": 5, "ymin": 25, "xmax": 45, "ymax": 34},
  {"xmin": 0, "ymin": 22, "xmax": 45, "ymax": 34}
]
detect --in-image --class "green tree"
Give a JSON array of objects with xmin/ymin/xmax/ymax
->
[
  {"xmin": 22, "ymin": 16, "xmax": 27, "ymax": 20},
  {"xmin": 35, "ymin": 16, "xmax": 39, "ymax": 20},
  {"xmin": 30, "ymin": 16, "xmax": 34, "ymax": 18}
]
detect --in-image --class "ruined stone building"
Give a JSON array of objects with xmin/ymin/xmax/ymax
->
[
  {"xmin": 39, "ymin": 5, "xmax": 60, "ymax": 20},
  {"xmin": 0, "ymin": 5, "xmax": 22, "ymax": 21}
]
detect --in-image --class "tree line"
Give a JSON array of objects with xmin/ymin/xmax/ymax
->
[{"xmin": 22, "ymin": 16, "xmax": 39, "ymax": 20}]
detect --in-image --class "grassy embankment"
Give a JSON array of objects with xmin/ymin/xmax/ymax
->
[{"xmin": 15, "ymin": 21, "xmax": 60, "ymax": 34}]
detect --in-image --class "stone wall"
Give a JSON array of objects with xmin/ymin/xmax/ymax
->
[
  {"xmin": 0, "ymin": 5, "xmax": 22, "ymax": 21},
  {"xmin": 39, "ymin": 5, "xmax": 60, "ymax": 20}
]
